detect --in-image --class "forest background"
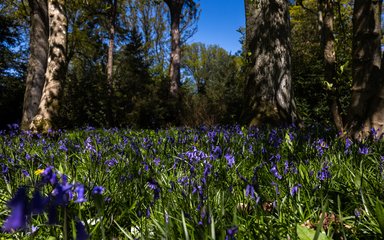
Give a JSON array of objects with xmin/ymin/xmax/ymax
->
[{"xmin": 0, "ymin": 0, "xmax": 381, "ymax": 135}]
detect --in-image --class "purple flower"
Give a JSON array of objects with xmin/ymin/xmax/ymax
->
[
  {"xmin": 270, "ymin": 164, "xmax": 282, "ymax": 180},
  {"xmin": 75, "ymin": 220, "xmax": 89, "ymax": 240},
  {"xmin": 354, "ymin": 208, "xmax": 361, "ymax": 218},
  {"xmin": 245, "ymin": 184, "xmax": 255, "ymax": 199},
  {"xmin": 2, "ymin": 187, "xmax": 29, "ymax": 232},
  {"xmin": 21, "ymin": 170, "xmax": 30, "ymax": 177},
  {"xmin": 225, "ymin": 153, "xmax": 235, "ymax": 168},
  {"xmin": 317, "ymin": 163, "xmax": 331, "ymax": 181},
  {"xmin": 74, "ymin": 184, "xmax": 87, "ymax": 203},
  {"xmin": 104, "ymin": 158, "xmax": 118, "ymax": 168},
  {"xmin": 153, "ymin": 158, "xmax": 160, "ymax": 166},
  {"xmin": 30, "ymin": 190, "xmax": 48, "ymax": 214},
  {"xmin": 358, "ymin": 146, "xmax": 369, "ymax": 155},
  {"xmin": 225, "ymin": 226, "xmax": 238, "ymax": 240},
  {"xmin": 52, "ymin": 183, "xmax": 73, "ymax": 206},
  {"xmin": 290, "ymin": 184, "xmax": 302, "ymax": 197},
  {"xmin": 41, "ymin": 166, "xmax": 57, "ymax": 185},
  {"xmin": 92, "ymin": 186, "xmax": 104, "ymax": 195}
]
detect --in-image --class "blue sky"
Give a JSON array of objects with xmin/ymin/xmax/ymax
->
[{"xmin": 188, "ymin": 1, "xmax": 245, "ymax": 54}]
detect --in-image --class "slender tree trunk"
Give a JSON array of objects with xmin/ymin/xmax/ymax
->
[
  {"xmin": 107, "ymin": 0, "xmax": 117, "ymax": 88},
  {"xmin": 164, "ymin": 0, "xmax": 183, "ymax": 98},
  {"xmin": 30, "ymin": 0, "xmax": 67, "ymax": 132},
  {"xmin": 347, "ymin": 0, "xmax": 382, "ymax": 138},
  {"xmin": 21, "ymin": 0, "xmax": 49, "ymax": 130},
  {"xmin": 319, "ymin": 0, "xmax": 344, "ymax": 132},
  {"xmin": 244, "ymin": 0, "xmax": 298, "ymax": 126}
]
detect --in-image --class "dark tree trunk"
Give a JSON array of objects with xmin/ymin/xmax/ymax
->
[
  {"xmin": 30, "ymin": 0, "xmax": 67, "ymax": 132},
  {"xmin": 244, "ymin": 0, "xmax": 298, "ymax": 126},
  {"xmin": 319, "ymin": 0, "xmax": 344, "ymax": 132},
  {"xmin": 347, "ymin": 0, "xmax": 382, "ymax": 138},
  {"xmin": 21, "ymin": 0, "xmax": 49, "ymax": 130},
  {"xmin": 164, "ymin": 0, "xmax": 184, "ymax": 98}
]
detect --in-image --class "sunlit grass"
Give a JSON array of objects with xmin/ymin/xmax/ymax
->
[{"xmin": 0, "ymin": 124, "xmax": 383, "ymax": 239}]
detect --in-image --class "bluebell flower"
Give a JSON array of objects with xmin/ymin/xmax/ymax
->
[
  {"xmin": 270, "ymin": 164, "xmax": 282, "ymax": 180},
  {"xmin": 245, "ymin": 184, "xmax": 255, "ymax": 199},
  {"xmin": 290, "ymin": 184, "xmax": 302, "ymax": 197},
  {"xmin": 41, "ymin": 166, "xmax": 57, "ymax": 185},
  {"xmin": 225, "ymin": 226, "xmax": 238, "ymax": 240},
  {"xmin": 75, "ymin": 220, "xmax": 89, "ymax": 240},
  {"xmin": 317, "ymin": 163, "xmax": 331, "ymax": 181},
  {"xmin": 211, "ymin": 145, "xmax": 222, "ymax": 160},
  {"xmin": 30, "ymin": 190, "xmax": 48, "ymax": 214},
  {"xmin": 315, "ymin": 138, "xmax": 328, "ymax": 156},
  {"xmin": 92, "ymin": 186, "xmax": 104, "ymax": 195},
  {"xmin": 354, "ymin": 208, "xmax": 361, "ymax": 218},
  {"xmin": 153, "ymin": 158, "xmax": 160, "ymax": 166},
  {"xmin": 74, "ymin": 184, "xmax": 87, "ymax": 203},
  {"xmin": 21, "ymin": 170, "xmax": 30, "ymax": 177},
  {"xmin": 225, "ymin": 153, "xmax": 235, "ymax": 168},
  {"xmin": 2, "ymin": 187, "xmax": 29, "ymax": 232},
  {"xmin": 52, "ymin": 183, "xmax": 73, "ymax": 206},
  {"xmin": 358, "ymin": 146, "xmax": 369, "ymax": 155},
  {"xmin": 104, "ymin": 158, "xmax": 118, "ymax": 168}
]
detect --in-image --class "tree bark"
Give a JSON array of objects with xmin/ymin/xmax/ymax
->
[
  {"xmin": 21, "ymin": 0, "xmax": 49, "ymax": 130},
  {"xmin": 164, "ymin": 0, "xmax": 184, "ymax": 98},
  {"xmin": 348, "ymin": 0, "xmax": 382, "ymax": 138},
  {"xmin": 107, "ymin": 0, "xmax": 117, "ymax": 88},
  {"xmin": 244, "ymin": 0, "xmax": 298, "ymax": 126},
  {"xmin": 30, "ymin": 0, "xmax": 67, "ymax": 132},
  {"xmin": 319, "ymin": 0, "xmax": 344, "ymax": 132}
]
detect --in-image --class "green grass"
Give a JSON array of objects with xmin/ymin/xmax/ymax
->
[{"xmin": 0, "ymin": 125, "xmax": 383, "ymax": 239}]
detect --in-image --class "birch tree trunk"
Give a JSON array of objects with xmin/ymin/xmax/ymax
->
[
  {"xmin": 21, "ymin": 0, "xmax": 49, "ymax": 130},
  {"xmin": 30, "ymin": 0, "xmax": 67, "ymax": 132},
  {"xmin": 348, "ymin": 0, "xmax": 382, "ymax": 138},
  {"xmin": 244, "ymin": 0, "xmax": 298, "ymax": 126}
]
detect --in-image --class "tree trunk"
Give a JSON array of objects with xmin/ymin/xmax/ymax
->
[
  {"xmin": 30, "ymin": 0, "xmax": 67, "ymax": 132},
  {"xmin": 244, "ymin": 0, "xmax": 298, "ymax": 126},
  {"xmin": 319, "ymin": 0, "xmax": 344, "ymax": 132},
  {"xmin": 164, "ymin": 0, "xmax": 184, "ymax": 98},
  {"xmin": 107, "ymin": 0, "xmax": 117, "ymax": 88},
  {"xmin": 347, "ymin": 0, "xmax": 382, "ymax": 138},
  {"xmin": 21, "ymin": 0, "xmax": 49, "ymax": 130}
]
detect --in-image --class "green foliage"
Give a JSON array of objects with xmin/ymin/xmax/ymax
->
[
  {"xmin": 1, "ymin": 125, "xmax": 384, "ymax": 239},
  {"xmin": 0, "ymin": 12, "xmax": 26, "ymax": 129},
  {"xmin": 181, "ymin": 43, "xmax": 245, "ymax": 126},
  {"xmin": 290, "ymin": 0, "xmax": 353, "ymax": 124}
]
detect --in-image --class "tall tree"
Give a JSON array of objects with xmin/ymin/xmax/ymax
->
[
  {"xmin": 107, "ymin": 0, "xmax": 117, "ymax": 89},
  {"xmin": 30, "ymin": 0, "xmax": 67, "ymax": 132},
  {"xmin": 244, "ymin": 0, "xmax": 298, "ymax": 126},
  {"xmin": 347, "ymin": 0, "xmax": 382, "ymax": 138},
  {"xmin": 163, "ymin": 0, "xmax": 197, "ymax": 98},
  {"xmin": 21, "ymin": 0, "xmax": 49, "ymax": 130},
  {"xmin": 319, "ymin": 0, "xmax": 344, "ymax": 132}
]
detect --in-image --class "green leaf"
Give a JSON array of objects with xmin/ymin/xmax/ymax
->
[
  {"xmin": 297, "ymin": 225, "xmax": 330, "ymax": 240},
  {"xmin": 375, "ymin": 199, "xmax": 384, "ymax": 235}
]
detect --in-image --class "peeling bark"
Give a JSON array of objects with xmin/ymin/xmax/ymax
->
[
  {"xmin": 244, "ymin": 0, "xmax": 298, "ymax": 126},
  {"xmin": 21, "ymin": 0, "xmax": 49, "ymax": 130},
  {"xmin": 30, "ymin": 0, "xmax": 67, "ymax": 132}
]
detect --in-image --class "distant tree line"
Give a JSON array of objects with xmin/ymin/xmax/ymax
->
[{"xmin": 0, "ymin": 0, "xmax": 383, "ymax": 138}]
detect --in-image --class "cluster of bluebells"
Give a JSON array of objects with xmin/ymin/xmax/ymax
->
[{"xmin": 2, "ymin": 166, "xmax": 104, "ymax": 239}]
